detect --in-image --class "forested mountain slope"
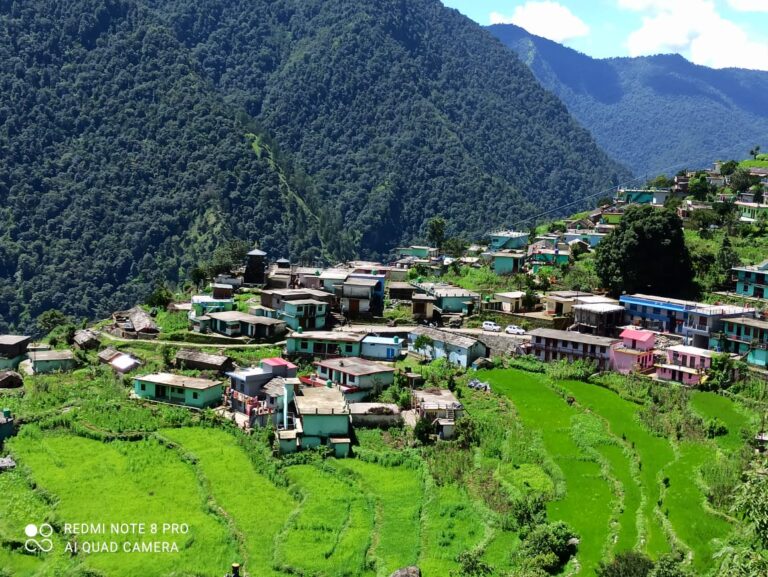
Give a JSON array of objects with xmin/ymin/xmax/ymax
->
[
  {"xmin": 0, "ymin": 0, "xmax": 627, "ymax": 331},
  {"xmin": 489, "ymin": 23, "xmax": 768, "ymax": 176}
]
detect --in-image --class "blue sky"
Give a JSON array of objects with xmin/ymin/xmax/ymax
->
[{"xmin": 441, "ymin": 0, "xmax": 768, "ymax": 70}]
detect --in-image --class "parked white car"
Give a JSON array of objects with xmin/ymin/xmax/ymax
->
[
  {"xmin": 482, "ymin": 321, "xmax": 501, "ymax": 332},
  {"xmin": 505, "ymin": 324, "xmax": 526, "ymax": 335}
]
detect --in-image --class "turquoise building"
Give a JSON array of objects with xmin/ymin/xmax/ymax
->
[
  {"xmin": 28, "ymin": 351, "xmax": 75, "ymax": 374},
  {"xmin": 486, "ymin": 251, "xmax": 526, "ymax": 275},
  {"xmin": 191, "ymin": 295, "xmax": 235, "ymax": 317},
  {"xmin": 279, "ymin": 299, "xmax": 327, "ymax": 331},
  {"xmin": 488, "ymin": 230, "xmax": 528, "ymax": 251},
  {"xmin": 286, "ymin": 331, "xmax": 364, "ymax": 358},
  {"xmin": 133, "ymin": 373, "xmax": 223, "ymax": 408},
  {"xmin": 715, "ymin": 317, "xmax": 768, "ymax": 368},
  {"xmin": 732, "ymin": 260, "xmax": 768, "ymax": 299}
]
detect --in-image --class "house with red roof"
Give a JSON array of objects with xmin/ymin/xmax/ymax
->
[{"xmin": 611, "ymin": 328, "xmax": 656, "ymax": 374}]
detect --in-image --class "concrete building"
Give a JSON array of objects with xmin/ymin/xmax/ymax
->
[
  {"xmin": 529, "ymin": 328, "xmax": 618, "ymax": 371},
  {"xmin": 361, "ymin": 335, "xmax": 404, "ymax": 361},
  {"xmin": 0, "ymin": 335, "xmax": 31, "ymax": 370},
  {"xmin": 133, "ymin": 373, "xmax": 223, "ymax": 409},
  {"xmin": 655, "ymin": 345, "xmax": 725, "ymax": 386},
  {"xmin": 572, "ymin": 302, "xmax": 625, "ymax": 337},
  {"xmin": 312, "ymin": 357, "xmax": 396, "ymax": 401},
  {"xmin": 612, "ymin": 328, "xmax": 656, "ymax": 374},
  {"xmin": 27, "ymin": 350, "xmax": 75, "ymax": 374},
  {"xmin": 408, "ymin": 327, "xmax": 488, "ymax": 367},
  {"xmin": 412, "ymin": 389, "xmax": 464, "ymax": 440},
  {"xmin": 286, "ymin": 331, "xmax": 365, "ymax": 359}
]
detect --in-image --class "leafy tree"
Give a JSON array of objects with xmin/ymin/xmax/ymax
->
[
  {"xmin": 731, "ymin": 169, "xmax": 758, "ymax": 193},
  {"xmin": 754, "ymin": 187, "xmax": 764, "ymax": 205},
  {"xmin": 517, "ymin": 521, "xmax": 578, "ymax": 573},
  {"xmin": 596, "ymin": 196, "xmax": 614, "ymax": 208},
  {"xmin": 731, "ymin": 459, "xmax": 768, "ymax": 547},
  {"xmin": 715, "ymin": 235, "xmax": 739, "ymax": 282},
  {"xmin": 451, "ymin": 550, "xmax": 492, "ymax": 577},
  {"xmin": 597, "ymin": 551, "xmax": 654, "ymax": 577},
  {"xmin": 427, "ymin": 217, "xmax": 447, "ymax": 250},
  {"xmin": 720, "ymin": 160, "xmax": 739, "ymax": 176},
  {"xmin": 189, "ymin": 266, "xmax": 208, "ymax": 289},
  {"xmin": 749, "ymin": 145, "xmax": 761, "ymax": 159},
  {"xmin": 522, "ymin": 289, "xmax": 538, "ymax": 312},
  {"xmin": 648, "ymin": 174, "xmax": 673, "ymax": 188},
  {"xmin": 146, "ymin": 284, "xmax": 174, "ymax": 308},
  {"xmin": 594, "ymin": 205, "xmax": 694, "ymax": 297},
  {"xmin": 443, "ymin": 236, "xmax": 468, "ymax": 258},
  {"xmin": 687, "ymin": 175, "xmax": 710, "ymax": 200},
  {"xmin": 413, "ymin": 417, "xmax": 434, "ymax": 445},
  {"xmin": 36, "ymin": 309, "xmax": 72, "ymax": 336},
  {"xmin": 649, "ymin": 553, "xmax": 691, "ymax": 577},
  {"xmin": 413, "ymin": 334, "xmax": 435, "ymax": 360}
]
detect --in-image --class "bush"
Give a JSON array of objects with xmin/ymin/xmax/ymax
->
[
  {"xmin": 517, "ymin": 521, "xmax": 578, "ymax": 573},
  {"xmin": 597, "ymin": 551, "xmax": 654, "ymax": 577},
  {"xmin": 705, "ymin": 417, "xmax": 728, "ymax": 439}
]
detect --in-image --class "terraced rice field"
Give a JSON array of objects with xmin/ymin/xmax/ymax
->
[{"xmin": 690, "ymin": 391, "xmax": 752, "ymax": 451}]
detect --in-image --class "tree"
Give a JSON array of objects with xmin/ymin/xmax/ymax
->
[
  {"xmin": 522, "ymin": 289, "xmax": 538, "ymax": 312},
  {"xmin": 413, "ymin": 334, "xmax": 434, "ymax": 360},
  {"xmin": 731, "ymin": 168, "xmax": 758, "ymax": 193},
  {"xmin": 413, "ymin": 417, "xmax": 434, "ymax": 444},
  {"xmin": 731, "ymin": 459, "xmax": 768, "ymax": 547},
  {"xmin": 189, "ymin": 266, "xmax": 208, "ymax": 288},
  {"xmin": 649, "ymin": 553, "xmax": 691, "ymax": 577},
  {"xmin": 715, "ymin": 235, "xmax": 739, "ymax": 286},
  {"xmin": 648, "ymin": 174, "xmax": 673, "ymax": 188},
  {"xmin": 451, "ymin": 550, "xmax": 493, "ymax": 577},
  {"xmin": 517, "ymin": 521, "xmax": 578, "ymax": 574},
  {"xmin": 720, "ymin": 160, "xmax": 739, "ymax": 176},
  {"xmin": 687, "ymin": 175, "xmax": 710, "ymax": 200},
  {"xmin": 595, "ymin": 205, "xmax": 694, "ymax": 297},
  {"xmin": 427, "ymin": 217, "xmax": 446, "ymax": 250},
  {"xmin": 146, "ymin": 283, "xmax": 174, "ymax": 308},
  {"xmin": 36, "ymin": 309, "xmax": 72, "ymax": 336},
  {"xmin": 443, "ymin": 236, "xmax": 468, "ymax": 258},
  {"xmin": 750, "ymin": 145, "xmax": 761, "ymax": 160},
  {"xmin": 754, "ymin": 187, "xmax": 764, "ymax": 205},
  {"xmin": 597, "ymin": 551, "xmax": 654, "ymax": 577}
]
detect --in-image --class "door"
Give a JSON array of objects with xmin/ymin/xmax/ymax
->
[
  {"xmin": 386, "ymin": 348, "xmax": 395, "ymax": 360},
  {"xmin": 349, "ymin": 299, "xmax": 360, "ymax": 314},
  {"xmin": 155, "ymin": 385, "xmax": 167, "ymax": 399}
]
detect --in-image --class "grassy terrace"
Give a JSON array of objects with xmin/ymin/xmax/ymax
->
[{"xmin": 486, "ymin": 369, "xmax": 615, "ymax": 574}]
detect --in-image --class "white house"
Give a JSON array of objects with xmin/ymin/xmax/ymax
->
[{"xmin": 408, "ymin": 327, "xmax": 488, "ymax": 368}]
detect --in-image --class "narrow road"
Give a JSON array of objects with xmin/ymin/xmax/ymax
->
[{"xmin": 99, "ymin": 331, "xmax": 285, "ymax": 349}]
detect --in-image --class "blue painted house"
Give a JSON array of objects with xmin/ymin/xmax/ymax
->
[
  {"xmin": 408, "ymin": 327, "xmax": 488, "ymax": 367},
  {"xmin": 133, "ymin": 373, "xmax": 223, "ymax": 408},
  {"xmin": 280, "ymin": 299, "xmax": 328, "ymax": 331},
  {"xmin": 621, "ymin": 294, "xmax": 709, "ymax": 335},
  {"xmin": 732, "ymin": 260, "xmax": 768, "ymax": 299},
  {"xmin": 484, "ymin": 251, "xmax": 526, "ymax": 275},
  {"xmin": 488, "ymin": 230, "xmax": 528, "ymax": 251},
  {"xmin": 716, "ymin": 317, "xmax": 768, "ymax": 368}
]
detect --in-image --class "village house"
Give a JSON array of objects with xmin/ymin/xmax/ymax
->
[
  {"xmin": 111, "ymin": 307, "xmax": 159, "ymax": 339},
  {"xmin": 309, "ymin": 357, "xmax": 395, "ymax": 401},
  {"xmin": 349, "ymin": 403, "xmax": 402, "ymax": 427},
  {"xmin": 735, "ymin": 201, "xmax": 768, "ymax": 223},
  {"xmin": 620, "ymin": 293, "xmax": 703, "ymax": 335},
  {"xmin": 0, "ymin": 371, "xmax": 23, "ymax": 389},
  {"xmin": 73, "ymin": 329, "xmax": 100, "ymax": 350},
  {"xmin": 341, "ymin": 277, "xmax": 384, "ymax": 318},
  {"xmin": 484, "ymin": 251, "xmax": 527, "ymax": 275},
  {"xmin": 528, "ymin": 245, "xmax": 570, "ymax": 271},
  {"xmin": 133, "ymin": 373, "xmax": 223, "ymax": 409},
  {"xmin": 488, "ymin": 230, "xmax": 528, "ymax": 251},
  {"xmin": 528, "ymin": 328, "xmax": 618, "ymax": 371},
  {"xmin": 414, "ymin": 283, "xmax": 479, "ymax": 315},
  {"xmin": 572, "ymin": 301, "xmax": 625, "ymax": 337},
  {"xmin": 684, "ymin": 304, "xmax": 755, "ymax": 349},
  {"xmin": 611, "ymin": 328, "xmax": 656, "ymax": 374},
  {"xmin": 210, "ymin": 283, "xmax": 235, "ymax": 300},
  {"xmin": 411, "ymin": 293, "xmax": 437, "ymax": 320},
  {"xmin": 319, "ymin": 269, "xmax": 349, "ymax": 293},
  {"xmin": 260, "ymin": 288, "xmax": 334, "ymax": 310},
  {"xmin": 197, "ymin": 311, "xmax": 286, "ymax": 339},
  {"xmin": 361, "ymin": 335, "xmax": 404, "ymax": 361},
  {"xmin": 412, "ymin": 389, "xmax": 464, "ymax": 440},
  {"xmin": 243, "ymin": 248, "xmax": 267, "ymax": 285},
  {"xmin": 494, "ymin": 291, "xmax": 526, "ymax": 313},
  {"xmin": 717, "ymin": 316, "xmax": 768, "ymax": 368},
  {"xmin": 226, "ymin": 358, "xmax": 298, "ymax": 426},
  {"xmin": 278, "ymin": 385, "xmax": 351, "ymax": 457},
  {"xmin": 563, "ymin": 230, "xmax": 606, "ymax": 248},
  {"xmin": 279, "ymin": 299, "xmax": 328, "ymax": 331},
  {"xmin": 388, "ymin": 281, "xmax": 416, "ymax": 301},
  {"xmin": 397, "ymin": 246, "xmax": 438, "ymax": 259},
  {"xmin": 291, "ymin": 267, "xmax": 324, "ymax": 290},
  {"xmin": 0, "ymin": 335, "xmax": 31, "ymax": 370},
  {"xmin": 175, "ymin": 349, "xmax": 234, "ymax": 373},
  {"xmin": 190, "ymin": 295, "xmax": 235, "ymax": 318},
  {"xmin": 408, "ymin": 327, "xmax": 488, "ymax": 367},
  {"xmin": 97, "ymin": 347, "xmax": 141, "ymax": 373},
  {"xmin": 655, "ymin": 345, "xmax": 727, "ymax": 386},
  {"xmin": 732, "ymin": 260, "xmax": 768, "ymax": 299},
  {"xmin": 349, "ymin": 262, "xmax": 406, "ymax": 281},
  {"xmin": 27, "ymin": 350, "xmax": 76, "ymax": 374},
  {"xmin": 542, "ymin": 291, "xmax": 594, "ymax": 317},
  {"xmin": 286, "ymin": 330, "xmax": 365, "ymax": 359}
]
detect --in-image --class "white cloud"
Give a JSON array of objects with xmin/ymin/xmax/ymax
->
[
  {"xmin": 727, "ymin": 0, "xmax": 768, "ymax": 12},
  {"xmin": 619, "ymin": 0, "xmax": 768, "ymax": 71},
  {"xmin": 490, "ymin": 1, "xmax": 590, "ymax": 43}
]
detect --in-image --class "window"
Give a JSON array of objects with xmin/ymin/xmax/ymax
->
[
  {"xmin": 140, "ymin": 383, "xmax": 146, "ymax": 391},
  {"xmin": 630, "ymin": 304, "xmax": 637, "ymax": 311},
  {"xmin": 192, "ymin": 392, "xmax": 198, "ymax": 400},
  {"xmin": 300, "ymin": 340, "xmax": 308, "ymax": 349},
  {"xmin": 345, "ymin": 344, "xmax": 353, "ymax": 353},
  {"xmin": 653, "ymin": 307, "xmax": 661, "ymax": 314},
  {"xmin": 348, "ymin": 375, "xmax": 356, "ymax": 383}
]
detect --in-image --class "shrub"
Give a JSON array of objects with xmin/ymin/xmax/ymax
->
[{"xmin": 596, "ymin": 551, "xmax": 654, "ymax": 577}]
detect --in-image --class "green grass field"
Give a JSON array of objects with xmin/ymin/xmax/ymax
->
[
  {"xmin": 486, "ymin": 369, "xmax": 615, "ymax": 574},
  {"xmin": 690, "ymin": 391, "xmax": 752, "ymax": 452}
]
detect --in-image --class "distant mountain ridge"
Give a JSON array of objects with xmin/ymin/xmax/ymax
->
[
  {"xmin": 0, "ymin": 0, "xmax": 628, "ymax": 331},
  {"xmin": 488, "ymin": 23, "xmax": 768, "ymax": 176}
]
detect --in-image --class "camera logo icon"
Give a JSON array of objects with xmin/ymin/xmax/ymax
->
[{"xmin": 24, "ymin": 523, "xmax": 54, "ymax": 553}]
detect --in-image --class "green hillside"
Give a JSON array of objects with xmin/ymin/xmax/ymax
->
[
  {"xmin": 489, "ymin": 23, "xmax": 768, "ymax": 176},
  {"xmin": 0, "ymin": 0, "xmax": 629, "ymax": 332}
]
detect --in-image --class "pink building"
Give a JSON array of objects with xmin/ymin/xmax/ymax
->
[
  {"xmin": 611, "ymin": 328, "xmax": 656, "ymax": 374},
  {"xmin": 655, "ymin": 345, "xmax": 716, "ymax": 386}
]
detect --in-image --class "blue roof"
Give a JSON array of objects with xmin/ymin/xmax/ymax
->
[{"xmin": 619, "ymin": 294, "xmax": 694, "ymax": 312}]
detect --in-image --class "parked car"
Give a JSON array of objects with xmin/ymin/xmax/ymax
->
[
  {"xmin": 482, "ymin": 321, "xmax": 501, "ymax": 332},
  {"xmin": 505, "ymin": 324, "xmax": 526, "ymax": 335}
]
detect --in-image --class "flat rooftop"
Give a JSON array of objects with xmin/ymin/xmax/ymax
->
[
  {"xmin": 295, "ymin": 386, "xmax": 349, "ymax": 415},
  {"xmin": 315, "ymin": 357, "xmax": 395, "ymax": 376},
  {"xmin": 28, "ymin": 350, "xmax": 74, "ymax": 361},
  {"xmin": 666, "ymin": 345, "xmax": 718, "ymax": 358},
  {"xmin": 289, "ymin": 331, "xmax": 364, "ymax": 343},
  {"xmin": 529, "ymin": 328, "xmax": 619, "ymax": 347},
  {"xmin": 135, "ymin": 373, "xmax": 222, "ymax": 390},
  {"xmin": 414, "ymin": 389, "xmax": 462, "ymax": 410},
  {"xmin": 573, "ymin": 303, "xmax": 626, "ymax": 314},
  {"xmin": 207, "ymin": 311, "xmax": 284, "ymax": 325},
  {"xmin": 0, "ymin": 335, "xmax": 31, "ymax": 346},
  {"xmin": 726, "ymin": 316, "xmax": 768, "ymax": 330},
  {"xmin": 349, "ymin": 403, "xmax": 400, "ymax": 415}
]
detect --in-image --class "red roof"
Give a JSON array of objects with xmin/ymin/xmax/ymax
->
[
  {"xmin": 620, "ymin": 328, "xmax": 655, "ymax": 343},
  {"xmin": 261, "ymin": 357, "xmax": 297, "ymax": 369}
]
